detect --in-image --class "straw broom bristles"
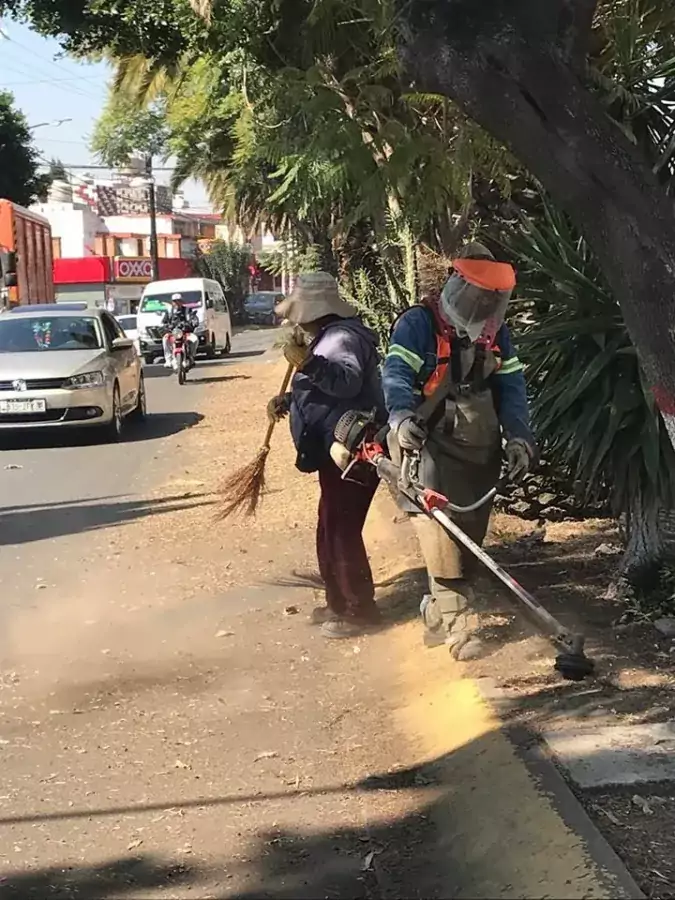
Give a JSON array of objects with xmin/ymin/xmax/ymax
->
[{"xmin": 215, "ymin": 361, "xmax": 295, "ymax": 520}]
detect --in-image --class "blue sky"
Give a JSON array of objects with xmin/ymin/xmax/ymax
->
[{"xmin": 0, "ymin": 21, "xmax": 211, "ymax": 209}]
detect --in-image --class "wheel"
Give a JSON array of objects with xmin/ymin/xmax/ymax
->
[
  {"xmin": 176, "ymin": 352, "xmax": 186, "ymax": 385},
  {"xmin": 206, "ymin": 334, "xmax": 217, "ymax": 359},
  {"xmin": 102, "ymin": 383, "xmax": 124, "ymax": 442},
  {"xmin": 221, "ymin": 333, "xmax": 232, "ymax": 356},
  {"xmin": 129, "ymin": 373, "xmax": 146, "ymax": 422}
]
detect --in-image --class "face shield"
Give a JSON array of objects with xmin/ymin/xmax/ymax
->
[{"xmin": 439, "ymin": 258, "xmax": 516, "ymax": 342}]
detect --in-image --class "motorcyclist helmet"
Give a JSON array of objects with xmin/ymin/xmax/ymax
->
[{"xmin": 439, "ymin": 241, "xmax": 516, "ymax": 343}]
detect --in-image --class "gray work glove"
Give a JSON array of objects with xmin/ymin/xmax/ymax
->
[
  {"xmin": 397, "ymin": 415, "xmax": 428, "ymax": 452},
  {"xmin": 505, "ymin": 438, "xmax": 533, "ymax": 483},
  {"xmin": 266, "ymin": 393, "xmax": 290, "ymax": 425}
]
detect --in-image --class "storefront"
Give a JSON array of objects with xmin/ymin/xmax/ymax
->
[{"xmin": 53, "ymin": 256, "xmax": 194, "ymax": 315}]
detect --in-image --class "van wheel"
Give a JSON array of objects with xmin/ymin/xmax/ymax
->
[
  {"xmin": 206, "ymin": 335, "xmax": 217, "ymax": 359},
  {"xmin": 221, "ymin": 334, "xmax": 231, "ymax": 357}
]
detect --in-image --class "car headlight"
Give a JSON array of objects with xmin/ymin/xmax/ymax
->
[
  {"xmin": 64, "ymin": 371, "xmax": 105, "ymax": 389},
  {"xmin": 194, "ymin": 323, "xmax": 207, "ymax": 333}
]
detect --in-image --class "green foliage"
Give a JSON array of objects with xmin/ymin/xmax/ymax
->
[
  {"xmin": 194, "ymin": 239, "xmax": 251, "ymax": 321},
  {"xmin": 0, "ymin": 90, "xmax": 49, "ymax": 206},
  {"xmin": 259, "ymin": 242, "xmax": 321, "ymax": 278},
  {"xmin": 504, "ymin": 196, "xmax": 675, "ymax": 523},
  {"xmin": 91, "ymin": 94, "xmax": 169, "ymax": 167}
]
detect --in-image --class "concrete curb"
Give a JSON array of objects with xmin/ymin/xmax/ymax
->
[{"xmin": 477, "ymin": 680, "xmax": 644, "ymax": 900}]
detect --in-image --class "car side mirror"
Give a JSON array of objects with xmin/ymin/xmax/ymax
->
[{"xmin": 112, "ymin": 336, "xmax": 133, "ymax": 351}]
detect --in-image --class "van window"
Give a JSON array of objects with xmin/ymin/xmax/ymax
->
[
  {"xmin": 214, "ymin": 290, "xmax": 227, "ymax": 312},
  {"xmin": 140, "ymin": 290, "xmax": 203, "ymax": 313}
]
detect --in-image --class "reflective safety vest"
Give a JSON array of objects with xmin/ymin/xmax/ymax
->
[{"xmin": 420, "ymin": 298, "xmax": 502, "ymax": 399}]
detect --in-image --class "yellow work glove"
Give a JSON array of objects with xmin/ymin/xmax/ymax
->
[{"xmin": 282, "ymin": 332, "xmax": 310, "ymax": 370}]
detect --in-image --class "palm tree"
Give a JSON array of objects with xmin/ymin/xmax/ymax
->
[{"xmin": 504, "ymin": 198, "xmax": 675, "ymax": 587}]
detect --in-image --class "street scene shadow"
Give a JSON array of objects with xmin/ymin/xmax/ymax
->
[
  {"xmin": 0, "ymin": 854, "xmax": 208, "ymax": 900},
  {"xmin": 189, "ymin": 373, "xmax": 251, "ymax": 386},
  {"xmin": 0, "ymin": 412, "xmax": 204, "ymax": 451},
  {"xmin": 0, "ymin": 736, "xmax": 639, "ymax": 898},
  {"xmin": 0, "ymin": 492, "xmax": 213, "ymax": 546},
  {"xmin": 265, "ymin": 566, "xmax": 427, "ymax": 628}
]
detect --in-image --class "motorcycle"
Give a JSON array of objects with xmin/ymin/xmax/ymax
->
[{"xmin": 167, "ymin": 326, "xmax": 195, "ymax": 385}]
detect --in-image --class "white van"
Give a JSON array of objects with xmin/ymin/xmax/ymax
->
[{"xmin": 136, "ymin": 277, "xmax": 232, "ymax": 364}]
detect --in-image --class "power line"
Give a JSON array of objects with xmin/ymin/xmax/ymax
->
[
  {"xmin": 0, "ymin": 38, "xmax": 102, "ymax": 101},
  {"xmin": 0, "ymin": 75, "xmax": 105, "ymax": 87}
]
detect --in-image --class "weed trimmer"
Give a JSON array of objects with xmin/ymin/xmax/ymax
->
[{"xmin": 333, "ymin": 410, "xmax": 595, "ymax": 682}]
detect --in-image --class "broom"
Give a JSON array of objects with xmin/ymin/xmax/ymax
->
[{"xmin": 215, "ymin": 360, "xmax": 295, "ymax": 520}]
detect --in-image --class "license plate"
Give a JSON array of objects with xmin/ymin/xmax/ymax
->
[{"xmin": 0, "ymin": 398, "xmax": 47, "ymax": 414}]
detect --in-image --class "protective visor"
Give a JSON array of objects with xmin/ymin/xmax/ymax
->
[{"xmin": 440, "ymin": 258, "xmax": 516, "ymax": 342}]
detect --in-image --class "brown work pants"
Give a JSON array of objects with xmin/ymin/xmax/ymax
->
[{"xmin": 316, "ymin": 461, "xmax": 379, "ymax": 620}]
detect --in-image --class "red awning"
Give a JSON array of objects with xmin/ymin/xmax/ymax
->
[
  {"xmin": 54, "ymin": 256, "xmax": 111, "ymax": 284},
  {"xmin": 53, "ymin": 256, "xmax": 194, "ymax": 285}
]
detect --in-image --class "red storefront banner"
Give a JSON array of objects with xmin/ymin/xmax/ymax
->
[{"xmin": 53, "ymin": 256, "xmax": 193, "ymax": 285}]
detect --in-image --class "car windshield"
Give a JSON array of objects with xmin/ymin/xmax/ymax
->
[
  {"xmin": 118, "ymin": 316, "xmax": 137, "ymax": 330},
  {"xmin": 139, "ymin": 291, "xmax": 203, "ymax": 313},
  {"xmin": 246, "ymin": 294, "xmax": 277, "ymax": 310},
  {"xmin": 0, "ymin": 316, "xmax": 102, "ymax": 353}
]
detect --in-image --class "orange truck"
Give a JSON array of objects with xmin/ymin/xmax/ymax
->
[{"xmin": 0, "ymin": 199, "xmax": 54, "ymax": 307}]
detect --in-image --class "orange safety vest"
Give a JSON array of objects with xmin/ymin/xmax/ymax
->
[{"xmin": 421, "ymin": 298, "xmax": 501, "ymax": 398}]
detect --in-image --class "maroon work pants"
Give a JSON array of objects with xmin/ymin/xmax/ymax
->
[{"xmin": 316, "ymin": 462, "xmax": 378, "ymax": 620}]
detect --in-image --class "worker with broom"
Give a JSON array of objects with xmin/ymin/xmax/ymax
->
[
  {"xmin": 267, "ymin": 272, "xmax": 386, "ymax": 639},
  {"xmin": 382, "ymin": 242, "xmax": 535, "ymax": 661}
]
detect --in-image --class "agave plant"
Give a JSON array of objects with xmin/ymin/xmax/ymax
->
[{"xmin": 502, "ymin": 197, "xmax": 675, "ymax": 585}]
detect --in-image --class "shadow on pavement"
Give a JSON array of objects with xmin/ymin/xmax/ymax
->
[
  {"xmin": 0, "ymin": 854, "xmax": 207, "ymax": 900},
  {"xmin": 188, "ymin": 373, "xmax": 251, "ymax": 386},
  {"xmin": 0, "ymin": 412, "xmax": 204, "ymax": 451},
  {"xmin": 0, "ymin": 492, "xmax": 213, "ymax": 546},
  {"xmin": 0, "ymin": 746, "xmax": 631, "ymax": 899}
]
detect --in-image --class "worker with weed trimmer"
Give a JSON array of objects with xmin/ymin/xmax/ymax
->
[
  {"xmin": 267, "ymin": 272, "xmax": 386, "ymax": 639},
  {"xmin": 383, "ymin": 242, "xmax": 535, "ymax": 661}
]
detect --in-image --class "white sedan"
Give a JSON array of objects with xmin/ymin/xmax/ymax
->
[{"xmin": 115, "ymin": 313, "xmax": 142, "ymax": 357}]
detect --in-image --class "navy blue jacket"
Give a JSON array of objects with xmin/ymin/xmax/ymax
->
[
  {"xmin": 289, "ymin": 317, "xmax": 385, "ymax": 472},
  {"xmin": 382, "ymin": 306, "xmax": 533, "ymax": 445}
]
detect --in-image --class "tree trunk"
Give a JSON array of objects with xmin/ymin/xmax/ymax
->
[
  {"xmin": 622, "ymin": 491, "xmax": 665, "ymax": 588},
  {"xmin": 398, "ymin": 0, "xmax": 675, "ymax": 446}
]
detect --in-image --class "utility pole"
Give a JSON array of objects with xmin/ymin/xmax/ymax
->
[{"xmin": 145, "ymin": 155, "xmax": 160, "ymax": 281}]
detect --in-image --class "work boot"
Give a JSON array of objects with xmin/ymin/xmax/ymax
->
[
  {"xmin": 320, "ymin": 607, "xmax": 382, "ymax": 639},
  {"xmin": 421, "ymin": 580, "xmax": 487, "ymax": 661},
  {"xmin": 444, "ymin": 610, "xmax": 486, "ymax": 661},
  {"xmin": 309, "ymin": 606, "xmax": 336, "ymax": 625}
]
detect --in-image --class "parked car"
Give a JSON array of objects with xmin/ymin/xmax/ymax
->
[
  {"xmin": 115, "ymin": 313, "xmax": 141, "ymax": 357},
  {"xmin": 244, "ymin": 291, "xmax": 284, "ymax": 325},
  {"xmin": 0, "ymin": 303, "xmax": 145, "ymax": 441},
  {"xmin": 137, "ymin": 277, "xmax": 232, "ymax": 365}
]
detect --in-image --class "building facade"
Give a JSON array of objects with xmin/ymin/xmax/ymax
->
[{"xmin": 32, "ymin": 180, "xmax": 221, "ymax": 314}]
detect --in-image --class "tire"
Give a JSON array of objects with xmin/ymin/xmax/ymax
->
[
  {"xmin": 129, "ymin": 373, "xmax": 146, "ymax": 423},
  {"xmin": 221, "ymin": 333, "xmax": 232, "ymax": 356},
  {"xmin": 102, "ymin": 383, "xmax": 124, "ymax": 443},
  {"xmin": 206, "ymin": 334, "xmax": 217, "ymax": 359},
  {"xmin": 176, "ymin": 352, "xmax": 186, "ymax": 385}
]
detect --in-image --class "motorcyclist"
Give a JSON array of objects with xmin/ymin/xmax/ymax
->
[
  {"xmin": 382, "ymin": 241, "xmax": 535, "ymax": 661},
  {"xmin": 162, "ymin": 294, "xmax": 199, "ymax": 368}
]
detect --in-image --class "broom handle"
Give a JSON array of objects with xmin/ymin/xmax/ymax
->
[{"xmin": 262, "ymin": 361, "xmax": 295, "ymax": 449}]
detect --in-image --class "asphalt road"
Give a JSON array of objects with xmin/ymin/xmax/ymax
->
[{"xmin": 0, "ymin": 328, "xmax": 278, "ymax": 638}]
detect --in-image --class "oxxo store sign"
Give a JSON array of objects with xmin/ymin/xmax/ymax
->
[{"xmin": 113, "ymin": 257, "xmax": 154, "ymax": 283}]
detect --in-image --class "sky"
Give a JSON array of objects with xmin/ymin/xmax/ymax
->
[{"xmin": 0, "ymin": 20, "xmax": 212, "ymax": 210}]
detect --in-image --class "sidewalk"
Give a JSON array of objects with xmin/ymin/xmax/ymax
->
[{"xmin": 0, "ymin": 356, "xmax": 639, "ymax": 899}]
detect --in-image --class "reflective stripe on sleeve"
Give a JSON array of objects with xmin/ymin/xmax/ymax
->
[{"xmin": 387, "ymin": 343, "xmax": 425, "ymax": 373}]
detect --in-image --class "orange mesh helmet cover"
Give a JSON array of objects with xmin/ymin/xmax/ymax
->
[{"xmin": 452, "ymin": 257, "xmax": 516, "ymax": 292}]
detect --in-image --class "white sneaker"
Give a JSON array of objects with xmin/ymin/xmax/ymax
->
[{"xmin": 164, "ymin": 360, "xmax": 172, "ymax": 369}]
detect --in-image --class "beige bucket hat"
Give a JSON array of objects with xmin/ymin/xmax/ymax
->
[{"xmin": 275, "ymin": 272, "xmax": 357, "ymax": 325}]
